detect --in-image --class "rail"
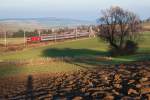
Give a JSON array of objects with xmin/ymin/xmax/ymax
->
[{"xmin": 26, "ymin": 32, "xmax": 92, "ymax": 43}]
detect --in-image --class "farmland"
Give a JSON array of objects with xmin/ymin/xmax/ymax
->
[
  {"xmin": 1, "ymin": 0, "xmax": 150, "ymax": 99},
  {"xmin": 0, "ymin": 37, "xmax": 24, "ymax": 45},
  {"xmin": 0, "ymin": 32, "xmax": 150, "ymax": 77}
]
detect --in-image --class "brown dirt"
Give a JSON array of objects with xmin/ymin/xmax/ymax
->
[{"xmin": 0, "ymin": 61, "xmax": 150, "ymax": 100}]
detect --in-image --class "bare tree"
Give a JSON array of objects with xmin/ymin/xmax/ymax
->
[{"xmin": 97, "ymin": 6, "xmax": 141, "ymax": 55}]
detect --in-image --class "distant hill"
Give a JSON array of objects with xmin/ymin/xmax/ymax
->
[{"xmin": 0, "ymin": 17, "xmax": 96, "ymax": 32}]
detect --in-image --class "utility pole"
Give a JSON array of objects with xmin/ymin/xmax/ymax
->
[
  {"xmin": 4, "ymin": 31, "xmax": 7, "ymax": 47},
  {"xmin": 89, "ymin": 26, "xmax": 95, "ymax": 38},
  {"xmin": 38, "ymin": 30, "xmax": 41, "ymax": 37},
  {"xmin": 54, "ymin": 33, "xmax": 57, "ymax": 42},
  {"xmin": 75, "ymin": 28, "xmax": 78, "ymax": 40},
  {"xmin": 23, "ymin": 30, "xmax": 26, "ymax": 47}
]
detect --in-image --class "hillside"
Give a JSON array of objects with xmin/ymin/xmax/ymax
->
[{"xmin": 0, "ymin": 18, "xmax": 95, "ymax": 32}]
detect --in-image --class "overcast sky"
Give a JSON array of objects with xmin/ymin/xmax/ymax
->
[{"xmin": 0, "ymin": 0, "xmax": 150, "ymax": 20}]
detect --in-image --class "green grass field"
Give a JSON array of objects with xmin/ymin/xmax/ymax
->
[{"xmin": 0, "ymin": 32, "xmax": 150, "ymax": 77}]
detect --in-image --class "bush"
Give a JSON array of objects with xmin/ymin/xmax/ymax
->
[
  {"xmin": 124, "ymin": 40, "xmax": 138, "ymax": 54},
  {"xmin": 109, "ymin": 40, "xmax": 138, "ymax": 56},
  {"xmin": 6, "ymin": 46, "xmax": 23, "ymax": 52},
  {"xmin": 109, "ymin": 46, "xmax": 121, "ymax": 56}
]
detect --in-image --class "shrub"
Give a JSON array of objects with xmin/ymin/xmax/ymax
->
[
  {"xmin": 124, "ymin": 40, "xmax": 138, "ymax": 54},
  {"xmin": 109, "ymin": 40, "xmax": 138, "ymax": 56}
]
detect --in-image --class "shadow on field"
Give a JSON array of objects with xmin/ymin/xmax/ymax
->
[
  {"xmin": 42, "ymin": 48, "xmax": 109, "ymax": 68},
  {"xmin": 25, "ymin": 75, "xmax": 34, "ymax": 100},
  {"xmin": 43, "ymin": 48, "xmax": 107, "ymax": 57}
]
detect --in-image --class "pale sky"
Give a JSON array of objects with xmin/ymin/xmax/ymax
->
[{"xmin": 0, "ymin": 0, "xmax": 150, "ymax": 20}]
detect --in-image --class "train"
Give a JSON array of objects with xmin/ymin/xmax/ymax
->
[{"xmin": 26, "ymin": 32, "xmax": 90, "ymax": 43}]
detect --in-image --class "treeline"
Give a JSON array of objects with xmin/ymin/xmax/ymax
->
[
  {"xmin": 142, "ymin": 17, "xmax": 150, "ymax": 23},
  {"xmin": 0, "ymin": 25, "xmax": 98, "ymax": 38},
  {"xmin": 0, "ymin": 29, "xmax": 52, "ymax": 38},
  {"xmin": 12, "ymin": 29, "xmax": 53, "ymax": 37}
]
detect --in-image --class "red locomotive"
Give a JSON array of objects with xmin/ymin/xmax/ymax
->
[{"xmin": 26, "ymin": 36, "xmax": 41, "ymax": 43}]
